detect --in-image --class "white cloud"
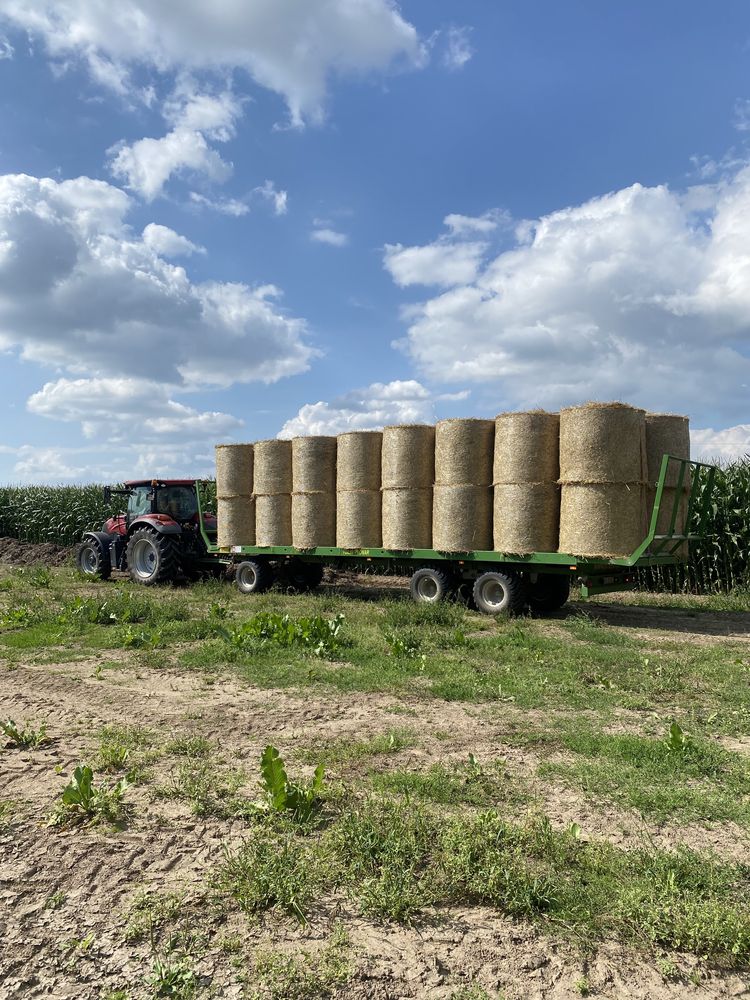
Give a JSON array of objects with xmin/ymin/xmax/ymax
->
[
  {"xmin": 442, "ymin": 26, "xmax": 473, "ymax": 71},
  {"xmin": 189, "ymin": 191, "xmax": 250, "ymax": 216},
  {"xmin": 383, "ymin": 239, "xmax": 487, "ymax": 287},
  {"xmin": 27, "ymin": 377, "xmax": 242, "ymax": 442},
  {"xmin": 0, "ymin": 173, "xmax": 315, "ymax": 389},
  {"xmin": 142, "ymin": 223, "xmax": 203, "ymax": 257},
  {"xmin": 279, "ymin": 379, "xmax": 434, "ymax": 437},
  {"xmin": 444, "ymin": 209, "xmax": 508, "ymax": 236},
  {"xmin": 311, "ymin": 227, "xmax": 348, "ymax": 247},
  {"xmin": 0, "ymin": 34, "xmax": 13, "ymax": 59},
  {"xmin": 734, "ymin": 99, "xmax": 750, "ymax": 133},
  {"xmin": 254, "ymin": 180, "xmax": 288, "ymax": 216},
  {"xmin": 384, "ymin": 166, "xmax": 750, "ymax": 421},
  {"xmin": 0, "ymin": 0, "xmax": 424, "ymax": 124},
  {"xmin": 6, "ymin": 441, "xmax": 219, "ymax": 483},
  {"xmin": 691, "ymin": 425, "xmax": 750, "ymax": 462}
]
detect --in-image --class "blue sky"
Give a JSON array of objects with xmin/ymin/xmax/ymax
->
[{"xmin": 1, "ymin": 0, "xmax": 750, "ymax": 482}]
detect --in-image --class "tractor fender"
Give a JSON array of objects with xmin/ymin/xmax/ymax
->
[
  {"xmin": 82, "ymin": 530, "xmax": 115, "ymax": 549},
  {"xmin": 127, "ymin": 515, "xmax": 182, "ymax": 536}
]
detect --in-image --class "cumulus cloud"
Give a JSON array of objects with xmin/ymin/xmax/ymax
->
[
  {"xmin": 0, "ymin": 173, "xmax": 315, "ymax": 388},
  {"xmin": 441, "ymin": 26, "xmax": 473, "ymax": 71},
  {"xmin": 0, "ymin": 0, "xmax": 424, "ymax": 124},
  {"xmin": 311, "ymin": 227, "xmax": 349, "ymax": 247},
  {"xmin": 278, "ymin": 379, "xmax": 468, "ymax": 437},
  {"xmin": 142, "ymin": 222, "xmax": 204, "ymax": 257},
  {"xmin": 384, "ymin": 165, "xmax": 750, "ymax": 421},
  {"xmin": 7, "ymin": 440, "xmax": 219, "ymax": 483},
  {"xmin": 253, "ymin": 180, "xmax": 288, "ymax": 216},
  {"xmin": 0, "ymin": 34, "xmax": 12, "ymax": 58},
  {"xmin": 691, "ymin": 425, "xmax": 750, "ymax": 461}
]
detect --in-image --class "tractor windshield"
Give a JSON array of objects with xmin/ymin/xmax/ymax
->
[{"xmin": 156, "ymin": 486, "xmax": 198, "ymax": 521}]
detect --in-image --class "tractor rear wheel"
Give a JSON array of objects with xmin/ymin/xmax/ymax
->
[
  {"xmin": 126, "ymin": 527, "xmax": 179, "ymax": 586},
  {"xmin": 76, "ymin": 537, "xmax": 111, "ymax": 580}
]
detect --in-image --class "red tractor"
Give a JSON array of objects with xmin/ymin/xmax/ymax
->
[{"xmin": 76, "ymin": 480, "xmax": 217, "ymax": 585}]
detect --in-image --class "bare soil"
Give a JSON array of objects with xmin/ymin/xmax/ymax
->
[{"xmin": 0, "ymin": 536, "xmax": 74, "ymax": 567}]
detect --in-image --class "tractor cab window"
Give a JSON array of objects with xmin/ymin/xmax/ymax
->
[
  {"xmin": 156, "ymin": 486, "xmax": 197, "ymax": 522},
  {"xmin": 128, "ymin": 486, "xmax": 151, "ymax": 518}
]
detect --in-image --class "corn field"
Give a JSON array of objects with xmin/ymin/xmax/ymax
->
[{"xmin": 0, "ymin": 485, "xmax": 116, "ymax": 545}]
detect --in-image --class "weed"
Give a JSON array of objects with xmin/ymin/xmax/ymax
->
[
  {"xmin": 449, "ymin": 987, "xmax": 493, "ymax": 1000},
  {"xmin": 49, "ymin": 765, "xmax": 129, "ymax": 827},
  {"xmin": 220, "ymin": 612, "xmax": 345, "ymax": 659},
  {"xmin": 156, "ymin": 758, "xmax": 244, "ymax": 818},
  {"xmin": 45, "ymin": 890, "xmax": 67, "ymax": 910},
  {"xmin": 146, "ymin": 954, "xmax": 195, "ymax": 998},
  {"xmin": 0, "ymin": 605, "xmax": 37, "ymax": 629},
  {"xmin": 254, "ymin": 745, "xmax": 325, "ymax": 825},
  {"xmin": 299, "ymin": 729, "xmax": 417, "ymax": 771},
  {"xmin": 247, "ymin": 923, "xmax": 350, "ymax": 999},
  {"xmin": 125, "ymin": 890, "xmax": 183, "ymax": 942},
  {"xmin": 97, "ymin": 724, "xmax": 155, "ymax": 778},
  {"xmin": 372, "ymin": 758, "xmax": 526, "ymax": 809},
  {"xmin": 165, "ymin": 735, "xmax": 212, "ymax": 758},
  {"xmin": 0, "ymin": 799, "xmax": 16, "ymax": 827},
  {"xmin": 574, "ymin": 977, "xmax": 590, "ymax": 996},
  {"xmin": 1, "ymin": 717, "xmax": 48, "ymax": 748}
]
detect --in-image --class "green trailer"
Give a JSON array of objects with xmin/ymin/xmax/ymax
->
[{"xmin": 197, "ymin": 455, "xmax": 716, "ymax": 616}]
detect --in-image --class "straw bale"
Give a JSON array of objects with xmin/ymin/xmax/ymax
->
[
  {"xmin": 215, "ymin": 443, "xmax": 253, "ymax": 498},
  {"xmin": 253, "ymin": 439, "xmax": 292, "ymax": 495},
  {"xmin": 291, "ymin": 492, "xmax": 335, "ymax": 548},
  {"xmin": 645, "ymin": 413, "xmax": 690, "ymax": 487},
  {"xmin": 647, "ymin": 485, "xmax": 690, "ymax": 560},
  {"xmin": 434, "ymin": 418, "xmax": 494, "ymax": 486},
  {"xmin": 336, "ymin": 431, "xmax": 383, "ymax": 491},
  {"xmin": 382, "ymin": 488, "xmax": 432, "ymax": 549},
  {"xmin": 292, "ymin": 436, "xmax": 337, "ymax": 493},
  {"xmin": 559, "ymin": 403, "xmax": 646, "ymax": 484},
  {"xmin": 493, "ymin": 483, "xmax": 559, "ymax": 553},
  {"xmin": 381, "ymin": 425, "xmax": 435, "ymax": 489},
  {"xmin": 493, "ymin": 412, "xmax": 559, "ymax": 484},
  {"xmin": 255, "ymin": 493, "xmax": 292, "ymax": 546},
  {"xmin": 336, "ymin": 490, "xmax": 382, "ymax": 548},
  {"xmin": 559, "ymin": 482, "xmax": 645, "ymax": 558},
  {"xmin": 432, "ymin": 484, "xmax": 492, "ymax": 552},
  {"xmin": 217, "ymin": 495, "xmax": 255, "ymax": 547}
]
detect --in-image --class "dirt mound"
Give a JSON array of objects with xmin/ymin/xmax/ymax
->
[{"xmin": 0, "ymin": 536, "xmax": 74, "ymax": 567}]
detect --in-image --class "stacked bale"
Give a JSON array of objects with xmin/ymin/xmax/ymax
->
[
  {"xmin": 493, "ymin": 411, "xmax": 560, "ymax": 553},
  {"xmin": 558, "ymin": 403, "xmax": 647, "ymax": 557},
  {"xmin": 254, "ymin": 439, "xmax": 292, "ymax": 546},
  {"xmin": 381, "ymin": 425, "xmax": 435, "ymax": 549},
  {"xmin": 215, "ymin": 443, "xmax": 255, "ymax": 547},
  {"xmin": 291, "ymin": 436, "xmax": 336, "ymax": 548},
  {"xmin": 433, "ymin": 418, "xmax": 494, "ymax": 551},
  {"xmin": 336, "ymin": 431, "xmax": 382, "ymax": 547},
  {"xmin": 645, "ymin": 413, "xmax": 691, "ymax": 556}
]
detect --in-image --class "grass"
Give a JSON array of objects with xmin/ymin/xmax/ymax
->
[
  {"xmin": 155, "ymin": 756, "xmax": 246, "ymax": 818},
  {"xmin": 371, "ymin": 758, "xmax": 528, "ymax": 809},
  {"xmin": 124, "ymin": 889, "xmax": 184, "ymax": 943},
  {"xmin": 246, "ymin": 924, "xmax": 351, "ymax": 999},
  {"xmin": 96, "ymin": 723, "xmax": 158, "ymax": 781}
]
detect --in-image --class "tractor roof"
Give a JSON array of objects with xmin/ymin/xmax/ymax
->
[{"xmin": 123, "ymin": 479, "xmax": 198, "ymax": 487}]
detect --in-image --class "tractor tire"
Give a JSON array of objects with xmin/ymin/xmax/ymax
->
[
  {"xmin": 235, "ymin": 559, "xmax": 274, "ymax": 595},
  {"xmin": 527, "ymin": 574, "xmax": 571, "ymax": 616},
  {"xmin": 410, "ymin": 567, "xmax": 455, "ymax": 604},
  {"xmin": 76, "ymin": 537, "xmax": 111, "ymax": 581},
  {"xmin": 472, "ymin": 571, "xmax": 526, "ymax": 616},
  {"xmin": 126, "ymin": 527, "xmax": 179, "ymax": 586},
  {"xmin": 282, "ymin": 559, "xmax": 325, "ymax": 593}
]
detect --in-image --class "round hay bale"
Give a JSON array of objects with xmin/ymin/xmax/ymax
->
[
  {"xmin": 215, "ymin": 443, "xmax": 253, "ymax": 498},
  {"xmin": 559, "ymin": 482, "xmax": 645, "ymax": 557},
  {"xmin": 381, "ymin": 425, "xmax": 435, "ymax": 489},
  {"xmin": 253, "ymin": 439, "xmax": 292, "ymax": 495},
  {"xmin": 291, "ymin": 492, "xmax": 335, "ymax": 548},
  {"xmin": 559, "ymin": 403, "xmax": 646, "ymax": 484},
  {"xmin": 434, "ymin": 418, "xmax": 494, "ymax": 486},
  {"xmin": 255, "ymin": 493, "xmax": 292, "ymax": 546},
  {"xmin": 336, "ymin": 490, "xmax": 382, "ymax": 548},
  {"xmin": 217, "ymin": 495, "xmax": 255, "ymax": 547},
  {"xmin": 493, "ymin": 412, "xmax": 559, "ymax": 484},
  {"xmin": 647, "ymin": 485, "xmax": 690, "ymax": 559},
  {"xmin": 493, "ymin": 483, "xmax": 559, "ymax": 553},
  {"xmin": 382, "ymin": 488, "xmax": 432, "ymax": 549},
  {"xmin": 292, "ymin": 436, "xmax": 337, "ymax": 493},
  {"xmin": 645, "ymin": 413, "xmax": 690, "ymax": 487},
  {"xmin": 433, "ymin": 484, "xmax": 492, "ymax": 552},
  {"xmin": 336, "ymin": 431, "xmax": 383, "ymax": 491}
]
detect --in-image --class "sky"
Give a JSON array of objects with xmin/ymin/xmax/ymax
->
[{"xmin": 1, "ymin": 1, "xmax": 750, "ymax": 483}]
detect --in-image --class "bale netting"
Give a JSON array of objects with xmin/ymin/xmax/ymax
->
[
  {"xmin": 433, "ymin": 484, "xmax": 492, "ymax": 552},
  {"xmin": 382, "ymin": 488, "xmax": 432, "ymax": 549},
  {"xmin": 217, "ymin": 495, "xmax": 255, "ymax": 548},
  {"xmin": 336, "ymin": 490, "xmax": 381, "ymax": 548},
  {"xmin": 559, "ymin": 402, "xmax": 647, "ymax": 484},
  {"xmin": 434, "ymin": 418, "xmax": 494, "ymax": 486},
  {"xmin": 255, "ymin": 493, "xmax": 292, "ymax": 547},
  {"xmin": 645, "ymin": 413, "xmax": 690, "ymax": 488},
  {"xmin": 381, "ymin": 425, "xmax": 435, "ymax": 489},
  {"xmin": 336, "ymin": 431, "xmax": 383, "ymax": 491},
  {"xmin": 291, "ymin": 492, "xmax": 335, "ymax": 548},
  {"xmin": 253, "ymin": 439, "xmax": 292, "ymax": 495},
  {"xmin": 493, "ymin": 483, "xmax": 559, "ymax": 553},
  {"xmin": 215, "ymin": 443, "xmax": 253, "ymax": 498},
  {"xmin": 493, "ymin": 411, "xmax": 559, "ymax": 484},
  {"xmin": 292, "ymin": 436, "xmax": 337, "ymax": 493},
  {"xmin": 559, "ymin": 482, "xmax": 645, "ymax": 558}
]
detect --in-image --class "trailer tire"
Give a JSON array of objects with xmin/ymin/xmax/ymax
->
[
  {"xmin": 527, "ymin": 574, "xmax": 570, "ymax": 616},
  {"xmin": 410, "ymin": 567, "xmax": 455, "ymax": 604},
  {"xmin": 282, "ymin": 560, "xmax": 325, "ymax": 593},
  {"xmin": 473, "ymin": 571, "xmax": 526, "ymax": 616},
  {"xmin": 76, "ymin": 537, "xmax": 111, "ymax": 580},
  {"xmin": 235, "ymin": 559, "xmax": 273, "ymax": 595}
]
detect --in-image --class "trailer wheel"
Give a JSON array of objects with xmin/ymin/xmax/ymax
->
[
  {"xmin": 473, "ymin": 571, "xmax": 526, "ymax": 616},
  {"xmin": 235, "ymin": 559, "xmax": 273, "ymax": 595},
  {"xmin": 282, "ymin": 560, "xmax": 325, "ymax": 593},
  {"xmin": 527, "ymin": 574, "xmax": 570, "ymax": 616},
  {"xmin": 410, "ymin": 567, "xmax": 455, "ymax": 604},
  {"xmin": 76, "ymin": 538, "xmax": 111, "ymax": 580}
]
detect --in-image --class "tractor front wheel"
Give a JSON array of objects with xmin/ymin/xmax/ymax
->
[
  {"xmin": 76, "ymin": 538, "xmax": 111, "ymax": 580},
  {"xmin": 126, "ymin": 527, "xmax": 179, "ymax": 586}
]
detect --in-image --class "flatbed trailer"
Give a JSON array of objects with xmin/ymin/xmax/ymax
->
[{"xmin": 196, "ymin": 455, "xmax": 716, "ymax": 615}]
